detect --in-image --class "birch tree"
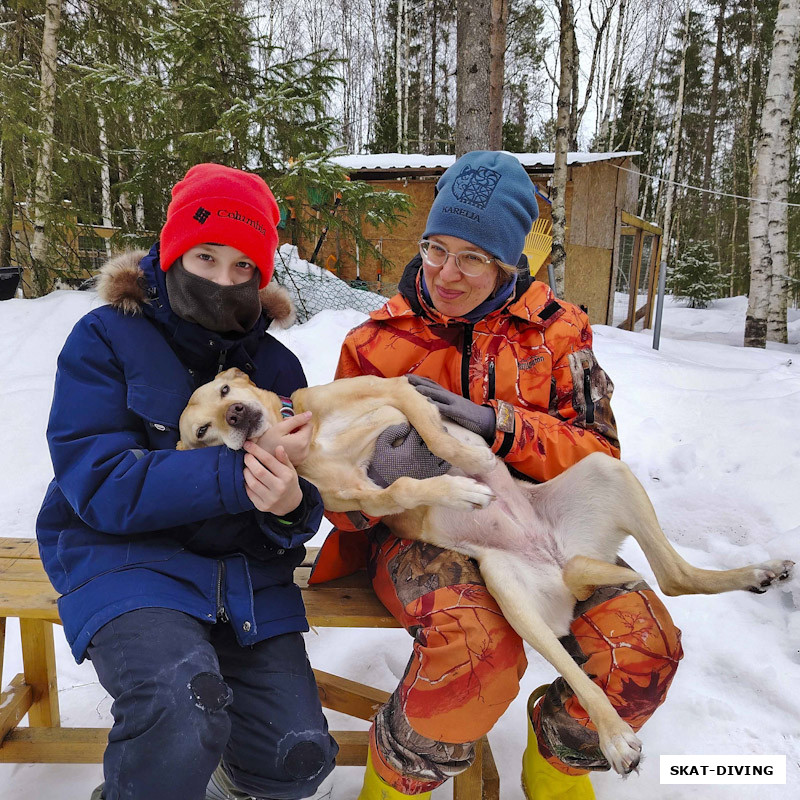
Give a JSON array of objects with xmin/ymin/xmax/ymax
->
[
  {"xmin": 653, "ymin": 2, "xmax": 690, "ymax": 349},
  {"xmin": 745, "ymin": 0, "xmax": 799, "ymax": 347},
  {"xmin": 597, "ymin": 0, "xmax": 626, "ymax": 147},
  {"xmin": 550, "ymin": 0, "xmax": 575, "ymax": 297},
  {"xmin": 30, "ymin": 0, "xmax": 62, "ymax": 296}
]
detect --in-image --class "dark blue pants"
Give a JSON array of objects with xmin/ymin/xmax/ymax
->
[{"xmin": 87, "ymin": 608, "xmax": 338, "ymax": 800}]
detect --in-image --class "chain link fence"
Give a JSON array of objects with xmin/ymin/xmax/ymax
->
[{"xmin": 272, "ymin": 245, "xmax": 397, "ymax": 324}]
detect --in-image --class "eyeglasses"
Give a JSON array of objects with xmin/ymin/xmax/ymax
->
[{"xmin": 418, "ymin": 240, "xmax": 496, "ymax": 278}]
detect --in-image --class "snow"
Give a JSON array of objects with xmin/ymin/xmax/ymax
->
[
  {"xmin": 0, "ymin": 286, "xmax": 798, "ymax": 799},
  {"xmin": 330, "ymin": 151, "xmax": 642, "ymax": 172}
]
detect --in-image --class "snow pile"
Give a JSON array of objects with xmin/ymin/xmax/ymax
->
[
  {"xmin": 0, "ymin": 289, "xmax": 798, "ymax": 799},
  {"xmin": 273, "ymin": 244, "xmax": 388, "ymax": 322}
]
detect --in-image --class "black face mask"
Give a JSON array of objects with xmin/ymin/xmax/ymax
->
[{"xmin": 165, "ymin": 258, "xmax": 262, "ymax": 334}]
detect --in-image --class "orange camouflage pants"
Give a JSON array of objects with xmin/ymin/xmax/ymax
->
[{"xmin": 366, "ymin": 528, "xmax": 684, "ymax": 794}]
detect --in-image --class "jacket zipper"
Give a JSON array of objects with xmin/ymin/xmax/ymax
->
[
  {"xmin": 487, "ymin": 358, "xmax": 496, "ymax": 400},
  {"xmin": 583, "ymin": 368, "xmax": 595, "ymax": 424},
  {"xmin": 216, "ymin": 560, "xmax": 229, "ymax": 622},
  {"xmin": 461, "ymin": 324, "xmax": 473, "ymax": 398},
  {"xmin": 217, "ymin": 349, "xmax": 228, "ymax": 373}
]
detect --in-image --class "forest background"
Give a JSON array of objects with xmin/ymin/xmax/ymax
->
[{"xmin": 0, "ymin": 0, "xmax": 797, "ymax": 347}]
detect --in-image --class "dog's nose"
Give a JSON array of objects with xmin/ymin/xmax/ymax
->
[{"xmin": 226, "ymin": 403, "xmax": 246, "ymax": 427}]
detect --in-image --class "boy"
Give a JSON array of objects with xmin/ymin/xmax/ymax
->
[{"xmin": 37, "ymin": 164, "xmax": 337, "ymax": 800}]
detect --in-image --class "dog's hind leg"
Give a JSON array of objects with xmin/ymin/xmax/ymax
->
[
  {"xmin": 600, "ymin": 459, "xmax": 794, "ymax": 595},
  {"xmin": 545, "ymin": 452, "xmax": 794, "ymax": 597},
  {"xmin": 562, "ymin": 556, "xmax": 643, "ymax": 601},
  {"xmin": 477, "ymin": 551, "xmax": 643, "ymax": 776}
]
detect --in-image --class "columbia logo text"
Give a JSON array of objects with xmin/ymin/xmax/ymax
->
[{"xmin": 217, "ymin": 209, "xmax": 266, "ymax": 236}]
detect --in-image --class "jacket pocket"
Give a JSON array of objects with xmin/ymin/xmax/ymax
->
[{"xmin": 127, "ymin": 383, "xmax": 189, "ymax": 450}]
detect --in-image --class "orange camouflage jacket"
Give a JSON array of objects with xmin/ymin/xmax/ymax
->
[{"xmin": 309, "ymin": 260, "xmax": 620, "ymax": 583}]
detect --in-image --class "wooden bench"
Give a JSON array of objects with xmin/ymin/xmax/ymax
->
[{"xmin": 0, "ymin": 537, "xmax": 499, "ymax": 798}]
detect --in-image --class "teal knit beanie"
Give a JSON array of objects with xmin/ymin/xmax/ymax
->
[{"xmin": 423, "ymin": 151, "xmax": 539, "ymax": 266}]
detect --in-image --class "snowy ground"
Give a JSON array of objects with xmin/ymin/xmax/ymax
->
[{"xmin": 0, "ymin": 289, "xmax": 798, "ymax": 799}]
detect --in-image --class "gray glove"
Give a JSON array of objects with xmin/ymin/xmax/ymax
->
[
  {"xmin": 367, "ymin": 423, "xmax": 451, "ymax": 488},
  {"xmin": 407, "ymin": 374, "xmax": 496, "ymax": 443}
]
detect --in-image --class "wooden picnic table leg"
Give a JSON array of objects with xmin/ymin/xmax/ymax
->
[
  {"xmin": 453, "ymin": 737, "xmax": 484, "ymax": 800},
  {"xmin": 19, "ymin": 619, "xmax": 60, "ymax": 727}
]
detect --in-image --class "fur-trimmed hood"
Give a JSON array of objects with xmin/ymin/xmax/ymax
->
[{"xmin": 96, "ymin": 250, "xmax": 296, "ymax": 328}]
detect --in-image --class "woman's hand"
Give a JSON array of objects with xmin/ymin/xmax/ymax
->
[
  {"xmin": 407, "ymin": 375, "xmax": 497, "ymax": 443},
  {"xmin": 242, "ymin": 442, "xmax": 303, "ymax": 516},
  {"xmin": 252, "ymin": 411, "xmax": 313, "ymax": 466},
  {"xmin": 367, "ymin": 423, "xmax": 451, "ymax": 487}
]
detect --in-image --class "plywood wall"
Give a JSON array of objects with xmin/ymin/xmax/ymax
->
[{"xmin": 279, "ymin": 157, "xmax": 640, "ymax": 324}]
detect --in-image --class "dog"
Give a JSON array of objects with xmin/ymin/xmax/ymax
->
[{"xmin": 177, "ymin": 367, "xmax": 794, "ymax": 776}]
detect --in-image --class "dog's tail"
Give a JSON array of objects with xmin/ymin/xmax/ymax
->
[{"xmin": 562, "ymin": 556, "xmax": 643, "ymax": 601}]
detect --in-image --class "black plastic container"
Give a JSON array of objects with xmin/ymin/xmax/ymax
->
[{"xmin": 0, "ymin": 266, "xmax": 22, "ymax": 300}]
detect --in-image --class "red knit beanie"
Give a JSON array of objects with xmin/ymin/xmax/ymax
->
[{"xmin": 159, "ymin": 163, "xmax": 280, "ymax": 289}]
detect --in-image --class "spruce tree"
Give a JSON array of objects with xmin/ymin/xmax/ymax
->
[{"xmin": 668, "ymin": 239, "xmax": 724, "ymax": 308}]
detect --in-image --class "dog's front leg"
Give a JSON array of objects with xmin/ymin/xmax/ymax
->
[
  {"xmin": 477, "ymin": 552, "xmax": 643, "ymax": 776},
  {"xmin": 333, "ymin": 474, "xmax": 495, "ymax": 517}
]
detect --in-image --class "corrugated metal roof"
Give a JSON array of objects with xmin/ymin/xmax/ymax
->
[{"xmin": 330, "ymin": 152, "xmax": 641, "ymax": 171}]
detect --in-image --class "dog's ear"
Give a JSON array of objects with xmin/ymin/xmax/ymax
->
[{"xmin": 176, "ymin": 439, "xmax": 188, "ymax": 451}]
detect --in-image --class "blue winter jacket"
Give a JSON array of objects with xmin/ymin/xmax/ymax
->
[{"xmin": 36, "ymin": 244, "xmax": 323, "ymax": 662}]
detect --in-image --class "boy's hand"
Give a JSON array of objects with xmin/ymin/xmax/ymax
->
[
  {"xmin": 242, "ymin": 442, "xmax": 303, "ymax": 516},
  {"xmin": 252, "ymin": 411, "xmax": 313, "ymax": 466}
]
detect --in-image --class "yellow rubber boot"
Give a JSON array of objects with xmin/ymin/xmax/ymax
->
[
  {"xmin": 357, "ymin": 750, "xmax": 432, "ymax": 800},
  {"xmin": 521, "ymin": 686, "xmax": 595, "ymax": 800}
]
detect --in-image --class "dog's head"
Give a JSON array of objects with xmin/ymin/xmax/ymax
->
[{"xmin": 177, "ymin": 368, "xmax": 283, "ymax": 451}]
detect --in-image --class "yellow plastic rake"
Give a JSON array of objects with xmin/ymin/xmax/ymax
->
[{"xmin": 522, "ymin": 218, "xmax": 553, "ymax": 276}]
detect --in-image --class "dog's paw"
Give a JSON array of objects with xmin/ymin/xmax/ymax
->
[
  {"xmin": 470, "ymin": 446, "xmax": 497, "ymax": 473},
  {"xmin": 601, "ymin": 725, "xmax": 643, "ymax": 776},
  {"xmin": 441, "ymin": 476, "xmax": 495, "ymax": 510},
  {"xmin": 746, "ymin": 559, "xmax": 794, "ymax": 593}
]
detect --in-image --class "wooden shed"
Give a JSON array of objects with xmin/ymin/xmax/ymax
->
[{"xmin": 282, "ymin": 152, "xmax": 661, "ymax": 328}]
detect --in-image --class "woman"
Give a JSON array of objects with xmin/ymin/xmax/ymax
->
[
  {"xmin": 311, "ymin": 151, "xmax": 683, "ymax": 800},
  {"xmin": 37, "ymin": 164, "xmax": 337, "ymax": 800}
]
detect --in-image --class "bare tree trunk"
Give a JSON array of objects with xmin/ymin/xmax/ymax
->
[
  {"xmin": 569, "ymin": 19, "xmax": 580, "ymax": 150},
  {"xmin": 30, "ymin": 0, "xmax": 63, "ymax": 296},
  {"xmin": 730, "ymin": 166, "xmax": 739, "ymax": 296},
  {"xmin": 395, "ymin": 0, "xmax": 403, "ymax": 151},
  {"xmin": 701, "ymin": 0, "xmax": 727, "ymax": 216},
  {"xmin": 418, "ymin": 30, "xmax": 426, "ymax": 151},
  {"xmin": 97, "ymin": 109, "xmax": 113, "ymax": 257},
  {"xmin": 607, "ymin": 0, "xmax": 629, "ymax": 150},
  {"xmin": 658, "ymin": 4, "xmax": 690, "ymax": 310},
  {"xmin": 761, "ymin": 0, "xmax": 799, "ymax": 343},
  {"xmin": 0, "ymin": 7, "xmax": 25, "ymax": 273},
  {"xmin": 551, "ymin": 0, "xmax": 575, "ymax": 298},
  {"xmin": 598, "ymin": 0, "xmax": 626, "ymax": 147},
  {"xmin": 633, "ymin": 13, "xmax": 667, "ymax": 149},
  {"xmin": 746, "ymin": 0, "xmax": 799, "ymax": 347},
  {"xmin": 488, "ymin": 0, "xmax": 508, "ymax": 150},
  {"xmin": 427, "ymin": 0, "xmax": 438, "ymax": 153},
  {"xmin": 403, "ymin": 0, "xmax": 410, "ymax": 150},
  {"xmin": 455, "ymin": 0, "xmax": 492, "ymax": 155},
  {"xmin": 574, "ymin": 0, "xmax": 616, "ymax": 138}
]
